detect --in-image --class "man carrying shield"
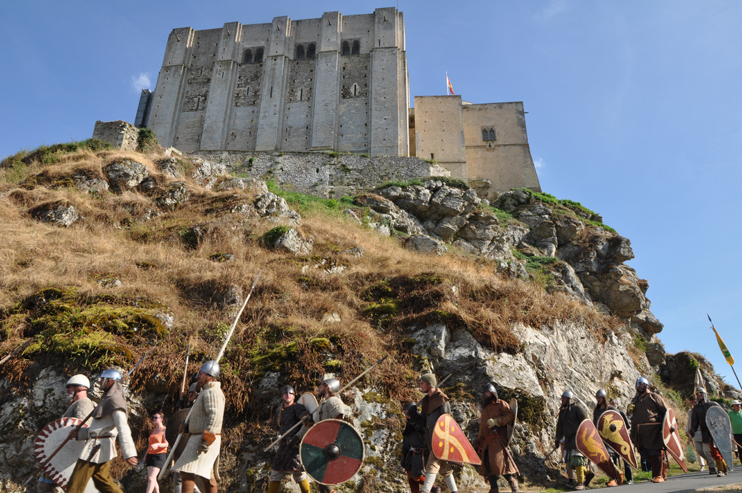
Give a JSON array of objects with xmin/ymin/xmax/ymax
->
[
  {"xmin": 419, "ymin": 373, "xmax": 457, "ymax": 493},
  {"xmin": 66, "ymin": 369, "xmax": 138, "ymax": 493},
  {"xmin": 592, "ymin": 390, "xmax": 627, "ymax": 487},
  {"xmin": 267, "ymin": 385, "xmax": 311, "ymax": 493},
  {"xmin": 630, "ymin": 377, "xmax": 668, "ymax": 483},
  {"xmin": 170, "ymin": 383, "xmax": 201, "ymax": 493},
  {"xmin": 172, "ymin": 361, "xmax": 224, "ymax": 493},
  {"xmin": 474, "ymin": 383, "xmax": 518, "ymax": 493},
  {"xmin": 607, "ymin": 398, "xmax": 633, "ymax": 484},
  {"xmin": 37, "ymin": 374, "xmax": 96, "ymax": 493},
  {"xmin": 555, "ymin": 390, "xmax": 592, "ymax": 490},
  {"xmin": 689, "ymin": 388, "xmax": 728, "ymax": 477}
]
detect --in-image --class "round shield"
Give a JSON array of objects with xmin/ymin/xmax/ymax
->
[
  {"xmin": 34, "ymin": 417, "xmax": 99, "ymax": 492},
  {"xmin": 300, "ymin": 419, "xmax": 364, "ymax": 485},
  {"xmin": 298, "ymin": 392, "xmax": 318, "ymax": 414}
]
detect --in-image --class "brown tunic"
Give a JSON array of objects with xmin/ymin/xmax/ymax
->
[
  {"xmin": 630, "ymin": 391, "xmax": 667, "ymax": 451},
  {"xmin": 477, "ymin": 399, "xmax": 516, "ymax": 477}
]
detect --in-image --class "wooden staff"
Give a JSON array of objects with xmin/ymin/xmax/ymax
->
[{"xmin": 0, "ymin": 339, "xmax": 33, "ymax": 366}]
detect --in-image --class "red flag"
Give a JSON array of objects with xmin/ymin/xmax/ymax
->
[{"xmin": 446, "ymin": 74, "xmax": 455, "ymax": 95}]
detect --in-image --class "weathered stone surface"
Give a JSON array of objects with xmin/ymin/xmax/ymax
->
[
  {"xmin": 71, "ymin": 169, "xmax": 109, "ymax": 194},
  {"xmin": 30, "ymin": 202, "xmax": 79, "ymax": 227},
  {"xmin": 104, "ymin": 159, "xmax": 149, "ymax": 192},
  {"xmin": 341, "ymin": 246, "xmax": 365, "ymax": 257},
  {"xmin": 217, "ymin": 177, "xmax": 268, "ymax": 194},
  {"xmin": 270, "ymin": 228, "xmax": 313, "ymax": 255},
  {"xmin": 254, "ymin": 192, "xmax": 301, "ymax": 225},
  {"xmin": 631, "ymin": 309, "xmax": 664, "ymax": 336},
  {"xmin": 156, "ymin": 157, "xmax": 181, "ymax": 178},
  {"xmin": 554, "ymin": 215, "xmax": 584, "ymax": 246},
  {"xmin": 496, "ymin": 189, "xmax": 533, "ymax": 211},
  {"xmin": 156, "ymin": 182, "xmax": 189, "ymax": 209},
  {"xmin": 645, "ymin": 342, "xmax": 667, "ymax": 367},
  {"xmin": 405, "ymin": 235, "xmax": 447, "ymax": 255},
  {"xmin": 547, "ymin": 261, "xmax": 590, "ymax": 303}
]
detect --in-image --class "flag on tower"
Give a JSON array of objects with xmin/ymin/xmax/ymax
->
[{"xmin": 446, "ymin": 72, "xmax": 455, "ymax": 95}]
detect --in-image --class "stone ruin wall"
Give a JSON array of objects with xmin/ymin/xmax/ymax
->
[
  {"xmin": 189, "ymin": 150, "xmax": 449, "ymax": 198},
  {"xmin": 92, "ymin": 120, "xmax": 138, "ymax": 151}
]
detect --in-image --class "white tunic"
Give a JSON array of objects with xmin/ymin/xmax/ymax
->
[
  {"xmin": 76, "ymin": 409, "xmax": 137, "ymax": 464},
  {"xmin": 172, "ymin": 381, "xmax": 225, "ymax": 479}
]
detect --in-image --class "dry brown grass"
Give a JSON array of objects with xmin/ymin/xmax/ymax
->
[{"xmin": 0, "ymin": 149, "xmax": 627, "ymax": 481}]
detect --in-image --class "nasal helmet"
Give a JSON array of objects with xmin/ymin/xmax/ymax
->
[
  {"xmin": 324, "ymin": 378, "xmax": 340, "ymax": 394},
  {"xmin": 100, "ymin": 369, "xmax": 123, "ymax": 382},
  {"xmin": 562, "ymin": 390, "xmax": 574, "ymax": 399},
  {"xmin": 199, "ymin": 361, "xmax": 219, "ymax": 379},
  {"xmin": 596, "ymin": 389, "xmax": 607, "ymax": 399}
]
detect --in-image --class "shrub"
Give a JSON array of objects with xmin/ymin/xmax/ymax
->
[
  {"xmin": 137, "ymin": 128, "xmax": 159, "ymax": 154},
  {"xmin": 262, "ymin": 226, "xmax": 291, "ymax": 246}
]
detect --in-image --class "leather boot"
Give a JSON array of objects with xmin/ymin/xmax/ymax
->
[
  {"xmin": 508, "ymin": 476, "xmax": 519, "ymax": 493},
  {"xmin": 649, "ymin": 455, "xmax": 662, "ymax": 479},
  {"xmin": 661, "ymin": 458, "xmax": 669, "ymax": 479}
]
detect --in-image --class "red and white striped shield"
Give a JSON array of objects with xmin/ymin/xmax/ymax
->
[{"xmin": 34, "ymin": 417, "xmax": 99, "ymax": 492}]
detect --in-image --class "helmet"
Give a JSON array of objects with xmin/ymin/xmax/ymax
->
[
  {"xmin": 636, "ymin": 377, "xmax": 649, "ymax": 388},
  {"xmin": 324, "ymin": 378, "xmax": 340, "ymax": 394},
  {"xmin": 596, "ymin": 389, "xmax": 607, "ymax": 399},
  {"xmin": 199, "ymin": 361, "xmax": 219, "ymax": 379},
  {"xmin": 66, "ymin": 375, "xmax": 90, "ymax": 389},
  {"xmin": 188, "ymin": 382, "xmax": 199, "ymax": 393},
  {"xmin": 562, "ymin": 390, "xmax": 574, "ymax": 399},
  {"xmin": 403, "ymin": 401, "xmax": 417, "ymax": 412},
  {"xmin": 100, "ymin": 369, "xmax": 123, "ymax": 382},
  {"xmin": 732, "ymin": 400, "xmax": 741, "ymax": 406},
  {"xmin": 282, "ymin": 385, "xmax": 295, "ymax": 396},
  {"xmin": 696, "ymin": 387, "xmax": 707, "ymax": 394},
  {"xmin": 484, "ymin": 383, "xmax": 497, "ymax": 395}
]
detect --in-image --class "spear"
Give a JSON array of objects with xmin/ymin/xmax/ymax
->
[
  {"xmin": 179, "ymin": 340, "xmax": 191, "ymax": 402},
  {"xmin": 160, "ymin": 268, "xmax": 265, "ymax": 480},
  {"xmin": 708, "ymin": 315, "xmax": 742, "ymax": 391},
  {"xmin": 263, "ymin": 354, "xmax": 389, "ymax": 452},
  {"xmin": 0, "ymin": 339, "xmax": 33, "ymax": 366}
]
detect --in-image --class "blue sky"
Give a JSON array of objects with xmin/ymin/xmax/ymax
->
[{"xmin": 2, "ymin": 1, "xmax": 741, "ymax": 389}]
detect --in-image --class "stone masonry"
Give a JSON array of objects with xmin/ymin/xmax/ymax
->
[{"xmin": 92, "ymin": 120, "xmax": 138, "ymax": 151}]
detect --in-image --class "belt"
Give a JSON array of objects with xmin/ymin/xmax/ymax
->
[{"xmin": 91, "ymin": 434, "xmax": 115, "ymax": 439}]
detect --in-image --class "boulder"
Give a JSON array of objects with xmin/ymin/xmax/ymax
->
[
  {"xmin": 71, "ymin": 169, "xmax": 109, "ymax": 194},
  {"xmin": 156, "ymin": 182, "xmax": 189, "ymax": 209},
  {"xmin": 30, "ymin": 202, "xmax": 79, "ymax": 227},
  {"xmin": 156, "ymin": 158, "xmax": 181, "ymax": 178},
  {"xmin": 405, "ymin": 235, "xmax": 447, "ymax": 255},
  {"xmin": 270, "ymin": 228, "xmax": 313, "ymax": 255},
  {"xmin": 104, "ymin": 159, "xmax": 149, "ymax": 192},
  {"xmin": 217, "ymin": 177, "xmax": 268, "ymax": 194},
  {"xmin": 254, "ymin": 192, "xmax": 302, "ymax": 225},
  {"xmin": 554, "ymin": 215, "xmax": 584, "ymax": 246}
]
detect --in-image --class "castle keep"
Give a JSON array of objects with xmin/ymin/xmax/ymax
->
[{"xmin": 133, "ymin": 8, "xmax": 541, "ymax": 197}]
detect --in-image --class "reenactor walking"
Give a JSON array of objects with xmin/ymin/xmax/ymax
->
[
  {"xmin": 401, "ymin": 402, "xmax": 427, "ymax": 493},
  {"xmin": 689, "ymin": 387, "xmax": 728, "ymax": 476},
  {"xmin": 418, "ymin": 373, "xmax": 458, "ymax": 493},
  {"xmin": 169, "ymin": 383, "xmax": 201, "ymax": 493},
  {"xmin": 592, "ymin": 390, "xmax": 627, "ymax": 486},
  {"xmin": 37, "ymin": 374, "xmax": 96, "ymax": 493},
  {"xmin": 630, "ymin": 377, "xmax": 668, "ymax": 483},
  {"xmin": 607, "ymin": 398, "xmax": 633, "ymax": 484},
  {"xmin": 172, "ymin": 361, "xmax": 225, "ymax": 493},
  {"xmin": 555, "ymin": 390, "xmax": 592, "ymax": 490},
  {"xmin": 66, "ymin": 369, "xmax": 138, "ymax": 493},
  {"xmin": 267, "ymin": 385, "xmax": 311, "ymax": 493},
  {"xmin": 474, "ymin": 383, "xmax": 518, "ymax": 493}
]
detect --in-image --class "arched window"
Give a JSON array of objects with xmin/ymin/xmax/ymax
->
[
  {"xmin": 342, "ymin": 41, "xmax": 350, "ymax": 55},
  {"xmin": 352, "ymin": 40, "xmax": 360, "ymax": 55},
  {"xmin": 296, "ymin": 45, "xmax": 305, "ymax": 59},
  {"xmin": 306, "ymin": 43, "xmax": 316, "ymax": 59},
  {"xmin": 255, "ymin": 47, "xmax": 264, "ymax": 63},
  {"xmin": 243, "ymin": 49, "xmax": 253, "ymax": 64},
  {"xmin": 489, "ymin": 128, "xmax": 496, "ymax": 141},
  {"xmin": 482, "ymin": 128, "xmax": 489, "ymax": 141}
]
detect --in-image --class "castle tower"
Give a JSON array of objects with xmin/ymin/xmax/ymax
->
[{"xmin": 146, "ymin": 9, "xmax": 409, "ymax": 157}]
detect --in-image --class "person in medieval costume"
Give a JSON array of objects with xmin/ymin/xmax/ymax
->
[
  {"xmin": 555, "ymin": 390, "xmax": 592, "ymax": 490},
  {"xmin": 630, "ymin": 377, "xmax": 668, "ymax": 483},
  {"xmin": 419, "ymin": 373, "xmax": 457, "ymax": 493},
  {"xmin": 729, "ymin": 400, "xmax": 742, "ymax": 464},
  {"xmin": 685, "ymin": 395, "xmax": 710, "ymax": 473},
  {"xmin": 173, "ymin": 361, "xmax": 225, "ymax": 493},
  {"xmin": 401, "ymin": 401, "xmax": 427, "ymax": 493},
  {"xmin": 607, "ymin": 398, "xmax": 633, "ymax": 484},
  {"xmin": 591, "ymin": 390, "xmax": 625, "ymax": 487},
  {"xmin": 297, "ymin": 378, "xmax": 351, "ymax": 493},
  {"xmin": 267, "ymin": 385, "xmax": 311, "ymax": 493},
  {"xmin": 37, "ymin": 374, "xmax": 97, "ymax": 493},
  {"xmin": 172, "ymin": 383, "xmax": 202, "ymax": 493},
  {"xmin": 66, "ymin": 369, "xmax": 138, "ymax": 493},
  {"xmin": 689, "ymin": 387, "xmax": 728, "ymax": 477},
  {"xmin": 473, "ymin": 383, "xmax": 518, "ymax": 493}
]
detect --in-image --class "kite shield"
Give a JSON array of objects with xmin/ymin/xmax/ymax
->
[
  {"xmin": 432, "ymin": 414, "xmax": 481, "ymax": 466},
  {"xmin": 706, "ymin": 405, "xmax": 734, "ymax": 471},
  {"xmin": 576, "ymin": 419, "xmax": 618, "ymax": 480},
  {"xmin": 298, "ymin": 392, "xmax": 318, "ymax": 415},
  {"xmin": 507, "ymin": 398, "xmax": 518, "ymax": 445},
  {"xmin": 300, "ymin": 419, "xmax": 364, "ymax": 485},
  {"xmin": 34, "ymin": 417, "xmax": 98, "ymax": 492},
  {"xmin": 663, "ymin": 408, "xmax": 687, "ymax": 472},
  {"xmin": 597, "ymin": 410, "xmax": 638, "ymax": 469}
]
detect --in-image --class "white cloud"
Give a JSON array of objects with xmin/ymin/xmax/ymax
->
[
  {"xmin": 131, "ymin": 73, "xmax": 151, "ymax": 92},
  {"xmin": 534, "ymin": 158, "xmax": 546, "ymax": 170},
  {"xmin": 539, "ymin": 0, "xmax": 571, "ymax": 20}
]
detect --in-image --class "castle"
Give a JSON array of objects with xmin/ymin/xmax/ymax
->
[{"xmin": 130, "ymin": 8, "xmax": 541, "ymax": 198}]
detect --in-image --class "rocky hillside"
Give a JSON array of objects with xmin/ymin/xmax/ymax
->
[{"xmin": 0, "ymin": 143, "xmax": 739, "ymax": 492}]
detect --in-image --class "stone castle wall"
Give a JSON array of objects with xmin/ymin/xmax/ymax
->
[
  {"xmin": 92, "ymin": 120, "xmax": 138, "ymax": 151},
  {"xmin": 146, "ymin": 9, "xmax": 409, "ymax": 157},
  {"xmin": 189, "ymin": 150, "xmax": 449, "ymax": 198}
]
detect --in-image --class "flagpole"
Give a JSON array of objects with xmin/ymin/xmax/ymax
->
[
  {"xmin": 708, "ymin": 314, "xmax": 742, "ymax": 391},
  {"xmin": 446, "ymin": 70, "xmax": 448, "ymax": 95},
  {"xmin": 731, "ymin": 365, "xmax": 742, "ymax": 393}
]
